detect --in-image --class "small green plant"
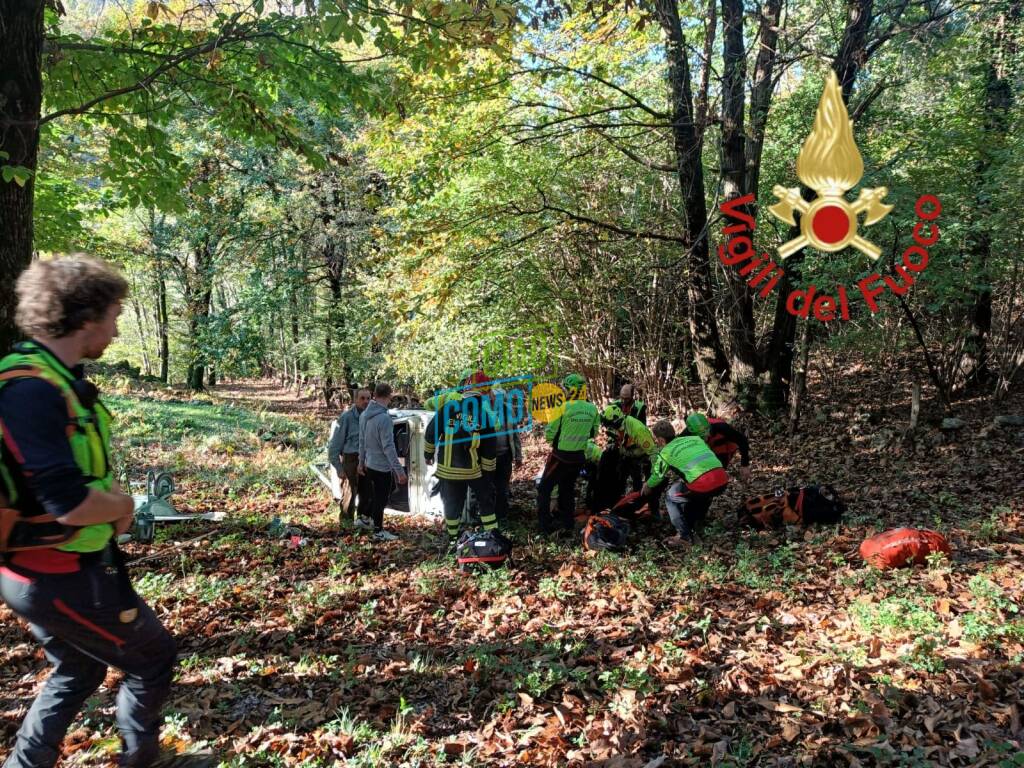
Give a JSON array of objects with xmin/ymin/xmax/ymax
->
[
  {"xmin": 324, "ymin": 707, "xmax": 378, "ymax": 743},
  {"xmin": 476, "ymin": 568, "xmax": 515, "ymax": 597},
  {"xmin": 719, "ymin": 735, "xmax": 757, "ymax": 767},
  {"xmin": 977, "ymin": 506, "xmax": 1011, "ymax": 542},
  {"xmin": 537, "ymin": 576, "xmax": 570, "ymax": 600},
  {"xmin": 358, "ymin": 599, "xmax": 379, "ymax": 629},
  {"xmin": 598, "ymin": 665, "xmax": 653, "ymax": 695},
  {"xmin": 902, "ymin": 635, "xmax": 946, "ymax": 674},
  {"xmin": 850, "ymin": 596, "xmax": 940, "ymax": 637},
  {"xmin": 925, "ymin": 550, "xmax": 950, "ymax": 572},
  {"xmin": 328, "ymin": 552, "xmax": 351, "ymax": 579},
  {"xmin": 983, "ymin": 739, "xmax": 1024, "ymax": 766},
  {"xmin": 134, "ymin": 571, "xmax": 175, "ymax": 601}
]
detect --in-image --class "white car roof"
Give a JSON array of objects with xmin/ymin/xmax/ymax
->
[{"xmin": 388, "ymin": 408, "xmax": 433, "ymax": 420}]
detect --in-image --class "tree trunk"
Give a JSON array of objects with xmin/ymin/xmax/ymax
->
[
  {"xmin": 833, "ymin": 0, "xmax": 875, "ymax": 101},
  {"xmin": 764, "ymin": 228, "xmax": 809, "ymax": 411},
  {"xmin": 908, "ymin": 381, "xmax": 921, "ymax": 431},
  {"xmin": 765, "ymin": 0, "xmax": 874, "ymax": 409},
  {"xmin": 0, "ymin": 0, "xmax": 44, "ymax": 353},
  {"xmin": 289, "ymin": 286, "xmax": 302, "ymax": 376},
  {"xmin": 186, "ymin": 357, "xmax": 204, "ymax": 391},
  {"xmin": 788, "ymin": 319, "xmax": 812, "ymax": 435},
  {"xmin": 719, "ymin": 0, "xmax": 758, "ymax": 407},
  {"xmin": 746, "ymin": 0, "xmax": 784, "ymax": 201},
  {"xmin": 130, "ymin": 292, "xmax": 152, "ymax": 376},
  {"xmin": 184, "ymin": 242, "xmax": 213, "ymax": 391},
  {"xmin": 960, "ymin": 27, "xmax": 1015, "ymax": 389},
  {"xmin": 325, "ymin": 260, "xmax": 342, "ymax": 400},
  {"xmin": 157, "ymin": 262, "xmax": 169, "ymax": 383},
  {"xmin": 651, "ymin": 0, "xmax": 731, "ymax": 410}
]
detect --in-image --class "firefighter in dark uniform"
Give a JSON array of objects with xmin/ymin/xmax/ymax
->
[
  {"xmin": 0, "ymin": 258, "xmax": 177, "ymax": 768},
  {"xmin": 424, "ymin": 388, "xmax": 498, "ymax": 546}
]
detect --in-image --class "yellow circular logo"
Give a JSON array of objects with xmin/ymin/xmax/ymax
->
[{"xmin": 530, "ymin": 381, "xmax": 566, "ymax": 424}]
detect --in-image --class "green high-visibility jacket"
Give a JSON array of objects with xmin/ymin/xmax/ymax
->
[
  {"xmin": 583, "ymin": 439, "xmax": 602, "ymax": 464},
  {"xmin": 646, "ymin": 436, "xmax": 722, "ymax": 489},
  {"xmin": 424, "ymin": 391, "xmax": 462, "ymax": 412},
  {"xmin": 545, "ymin": 400, "xmax": 600, "ymax": 458},
  {"xmin": 610, "ymin": 398, "xmax": 646, "ymax": 424},
  {"xmin": 0, "ymin": 342, "xmax": 115, "ymax": 552},
  {"xmin": 613, "ymin": 416, "xmax": 658, "ymax": 459}
]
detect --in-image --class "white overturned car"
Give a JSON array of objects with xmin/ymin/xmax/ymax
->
[{"xmin": 311, "ymin": 409, "xmax": 444, "ymax": 518}]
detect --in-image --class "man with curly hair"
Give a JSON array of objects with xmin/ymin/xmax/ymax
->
[{"xmin": 0, "ymin": 257, "xmax": 177, "ymax": 768}]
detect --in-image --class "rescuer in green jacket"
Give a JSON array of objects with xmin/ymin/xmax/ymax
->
[
  {"xmin": 0, "ymin": 257, "xmax": 177, "ymax": 768},
  {"xmin": 536, "ymin": 373, "xmax": 600, "ymax": 534},
  {"xmin": 643, "ymin": 420, "xmax": 730, "ymax": 545},
  {"xmin": 610, "ymin": 383, "xmax": 647, "ymax": 424},
  {"xmin": 594, "ymin": 403, "xmax": 658, "ymax": 510}
]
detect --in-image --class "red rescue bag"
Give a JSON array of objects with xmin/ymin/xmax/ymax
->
[{"xmin": 859, "ymin": 527, "xmax": 951, "ymax": 569}]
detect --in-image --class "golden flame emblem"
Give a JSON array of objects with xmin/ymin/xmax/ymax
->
[{"xmin": 769, "ymin": 71, "xmax": 892, "ymax": 260}]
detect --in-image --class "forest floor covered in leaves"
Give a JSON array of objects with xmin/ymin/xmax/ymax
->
[{"xmin": 1, "ymin": 375, "xmax": 1023, "ymax": 767}]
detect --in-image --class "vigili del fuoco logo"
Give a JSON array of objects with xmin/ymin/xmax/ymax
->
[{"xmin": 718, "ymin": 71, "xmax": 942, "ymax": 322}]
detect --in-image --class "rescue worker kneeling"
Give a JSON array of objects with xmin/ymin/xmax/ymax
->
[
  {"xmin": 424, "ymin": 391, "xmax": 497, "ymax": 547},
  {"xmin": 0, "ymin": 257, "xmax": 177, "ymax": 768},
  {"xmin": 642, "ymin": 421, "xmax": 729, "ymax": 545},
  {"xmin": 680, "ymin": 412, "xmax": 752, "ymax": 484}
]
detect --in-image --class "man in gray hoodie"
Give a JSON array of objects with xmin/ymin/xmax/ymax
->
[
  {"xmin": 358, "ymin": 382, "xmax": 407, "ymax": 541},
  {"xmin": 328, "ymin": 387, "xmax": 371, "ymax": 529}
]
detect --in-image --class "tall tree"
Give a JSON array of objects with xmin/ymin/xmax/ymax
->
[
  {"xmin": 0, "ymin": 0, "xmax": 44, "ymax": 352},
  {"xmin": 958, "ymin": 1, "xmax": 1020, "ymax": 389},
  {"xmin": 764, "ymin": 0, "xmax": 876, "ymax": 408},
  {"xmin": 650, "ymin": 0, "xmax": 731, "ymax": 409}
]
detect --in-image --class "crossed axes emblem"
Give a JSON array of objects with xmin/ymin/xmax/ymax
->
[{"xmin": 768, "ymin": 72, "xmax": 893, "ymax": 261}]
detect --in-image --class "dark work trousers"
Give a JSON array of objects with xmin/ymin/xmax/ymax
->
[
  {"xmin": 594, "ymin": 447, "xmax": 622, "ymax": 512},
  {"xmin": 536, "ymin": 455, "xmax": 582, "ymax": 532},
  {"xmin": 440, "ymin": 475, "xmax": 497, "ymax": 539},
  {"xmin": 365, "ymin": 468, "xmax": 394, "ymax": 532},
  {"xmin": 627, "ymin": 457, "xmax": 651, "ymax": 493},
  {"xmin": 0, "ymin": 563, "xmax": 177, "ymax": 768},
  {"xmin": 664, "ymin": 481, "xmax": 727, "ymax": 539},
  {"xmin": 595, "ymin": 448, "xmax": 649, "ymax": 511},
  {"xmin": 581, "ymin": 460, "xmax": 599, "ymax": 512},
  {"xmin": 492, "ymin": 452, "xmax": 514, "ymax": 524}
]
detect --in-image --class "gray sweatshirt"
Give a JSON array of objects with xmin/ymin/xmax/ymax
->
[
  {"xmin": 327, "ymin": 405, "xmax": 364, "ymax": 472},
  {"xmin": 358, "ymin": 400, "xmax": 405, "ymax": 476}
]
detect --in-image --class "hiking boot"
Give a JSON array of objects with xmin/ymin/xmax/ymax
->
[
  {"xmin": 372, "ymin": 530, "xmax": 399, "ymax": 542},
  {"xmin": 665, "ymin": 535, "xmax": 693, "ymax": 550},
  {"xmin": 353, "ymin": 516, "xmax": 373, "ymax": 530}
]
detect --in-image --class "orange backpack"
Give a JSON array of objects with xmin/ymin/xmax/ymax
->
[
  {"xmin": 738, "ymin": 490, "xmax": 803, "ymax": 529},
  {"xmin": 738, "ymin": 485, "xmax": 845, "ymax": 529}
]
